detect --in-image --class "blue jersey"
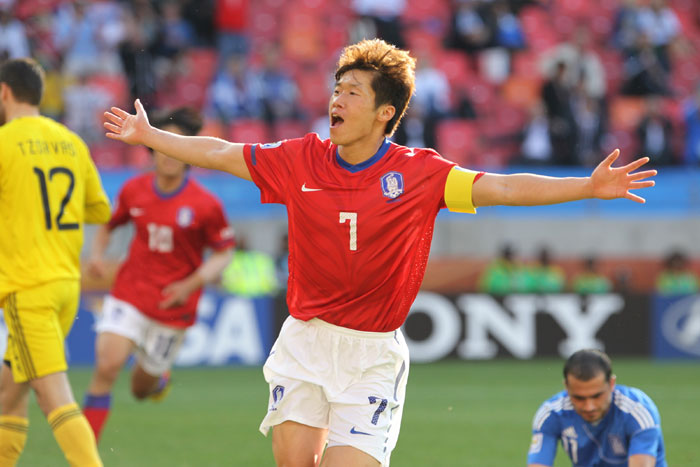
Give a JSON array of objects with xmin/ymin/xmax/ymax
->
[{"xmin": 528, "ymin": 385, "xmax": 666, "ymax": 466}]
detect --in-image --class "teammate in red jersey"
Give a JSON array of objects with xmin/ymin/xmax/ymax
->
[
  {"xmin": 82, "ymin": 108, "xmax": 234, "ymax": 442},
  {"xmin": 102, "ymin": 39, "xmax": 655, "ymax": 466}
]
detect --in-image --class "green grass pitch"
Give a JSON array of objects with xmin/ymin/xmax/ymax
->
[{"xmin": 17, "ymin": 359, "xmax": 700, "ymax": 466}]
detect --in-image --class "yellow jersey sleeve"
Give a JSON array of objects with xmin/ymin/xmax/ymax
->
[
  {"xmin": 80, "ymin": 139, "xmax": 111, "ymax": 224},
  {"xmin": 444, "ymin": 166, "xmax": 478, "ymax": 214}
]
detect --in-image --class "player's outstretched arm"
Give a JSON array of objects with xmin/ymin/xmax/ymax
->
[
  {"xmin": 104, "ymin": 99, "xmax": 252, "ymax": 181},
  {"xmin": 472, "ymin": 149, "xmax": 656, "ymax": 207}
]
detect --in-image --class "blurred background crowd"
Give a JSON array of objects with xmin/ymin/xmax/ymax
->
[
  {"xmin": 3, "ymin": 0, "xmax": 699, "ymax": 294},
  {"xmin": 4, "ymin": 0, "xmax": 700, "ymax": 169}
]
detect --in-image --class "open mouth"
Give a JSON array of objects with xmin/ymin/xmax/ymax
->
[{"xmin": 330, "ymin": 115, "xmax": 344, "ymax": 128}]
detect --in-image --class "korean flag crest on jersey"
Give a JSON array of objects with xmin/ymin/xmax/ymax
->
[
  {"xmin": 381, "ymin": 171, "xmax": 404, "ymax": 199},
  {"xmin": 176, "ymin": 206, "xmax": 194, "ymax": 227}
]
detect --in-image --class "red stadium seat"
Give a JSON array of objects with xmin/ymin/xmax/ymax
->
[
  {"xmin": 273, "ymin": 120, "xmax": 308, "ymax": 141},
  {"xmin": 126, "ymin": 145, "xmax": 152, "ymax": 169},
  {"xmin": 281, "ymin": 12, "xmax": 323, "ymax": 63},
  {"xmin": 229, "ymin": 120, "xmax": 271, "ymax": 144},
  {"xmin": 90, "ymin": 141, "xmax": 126, "ymax": 169},
  {"xmin": 88, "ymin": 75, "xmax": 128, "ymax": 108},
  {"xmin": 296, "ymin": 68, "xmax": 332, "ymax": 115},
  {"xmin": 184, "ymin": 48, "xmax": 218, "ymax": 87},
  {"xmin": 434, "ymin": 51, "xmax": 473, "ymax": 88},
  {"xmin": 436, "ymin": 119, "xmax": 480, "ymax": 166},
  {"xmin": 199, "ymin": 118, "xmax": 226, "ymax": 139},
  {"xmin": 402, "ymin": 0, "xmax": 450, "ymax": 26}
]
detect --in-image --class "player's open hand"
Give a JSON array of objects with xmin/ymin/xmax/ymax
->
[
  {"xmin": 590, "ymin": 149, "xmax": 656, "ymax": 203},
  {"xmin": 104, "ymin": 98, "xmax": 151, "ymax": 146},
  {"xmin": 85, "ymin": 257, "xmax": 107, "ymax": 279},
  {"xmin": 160, "ymin": 278, "xmax": 196, "ymax": 309}
]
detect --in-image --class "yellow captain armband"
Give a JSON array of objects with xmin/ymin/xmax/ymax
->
[{"xmin": 444, "ymin": 167, "xmax": 478, "ymax": 213}]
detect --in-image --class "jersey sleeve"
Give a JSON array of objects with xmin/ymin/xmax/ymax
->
[
  {"xmin": 628, "ymin": 427, "xmax": 662, "ymax": 458},
  {"xmin": 243, "ymin": 137, "xmax": 307, "ymax": 205},
  {"xmin": 81, "ymin": 141, "xmax": 111, "ymax": 224},
  {"xmin": 203, "ymin": 198, "xmax": 236, "ymax": 251},
  {"xmin": 527, "ymin": 403, "xmax": 560, "ymax": 466},
  {"xmin": 106, "ymin": 183, "xmax": 131, "ymax": 230}
]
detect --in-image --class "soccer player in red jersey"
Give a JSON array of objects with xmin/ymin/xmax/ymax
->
[
  {"xmin": 102, "ymin": 40, "xmax": 655, "ymax": 466},
  {"xmin": 82, "ymin": 108, "xmax": 234, "ymax": 442}
]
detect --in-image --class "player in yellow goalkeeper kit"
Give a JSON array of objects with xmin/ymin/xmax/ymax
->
[{"xmin": 0, "ymin": 58, "xmax": 110, "ymax": 466}]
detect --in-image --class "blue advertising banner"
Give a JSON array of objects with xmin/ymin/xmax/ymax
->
[
  {"xmin": 64, "ymin": 289, "xmax": 275, "ymax": 367},
  {"xmin": 652, "ymin": 294, "xmax": 700, "ymax": 359}
]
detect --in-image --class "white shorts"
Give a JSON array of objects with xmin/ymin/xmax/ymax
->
[
  {"xmin": 259, "ymin": 316, "xmax": 410, "ymax": 466},
  {"xmin": 95, "ymin": 295, "xmax": 186, "ymax": 376}
]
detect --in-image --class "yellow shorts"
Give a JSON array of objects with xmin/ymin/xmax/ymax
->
[{"xmin": 1, "ymin": 280, "xmax": 79, "ymax": 383}]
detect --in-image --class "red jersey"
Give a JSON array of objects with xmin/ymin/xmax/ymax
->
[
  {"xmin": 108, "ymin": 173, "xmax": 234, "ymax": 327},
  {"xmin": 244, "ymin": 134, "xmax": 456, "ymax": 332}
]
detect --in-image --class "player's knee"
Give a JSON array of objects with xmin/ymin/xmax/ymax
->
[{"xmin": 95, "ymin": 358, "xmax": 122, "ymax": 384}]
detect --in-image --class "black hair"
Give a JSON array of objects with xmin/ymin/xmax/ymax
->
[
  {"xmin": 150, "ymin": 107, "xmax": 202, "ymax": 136},
  {"xmin": 0, "ymin": 58, "xmax": 44, "ymax": 106},
  {"xmin": 563, "ymin": 349, "xmax": 613, "ymax": 382}
]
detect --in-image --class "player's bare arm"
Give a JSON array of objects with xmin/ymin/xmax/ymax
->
[
  {"xmin": 85, "ymin": 224, "xmax": 112, "ymax": 279},
  {"xmin": 472, "ymin": 149, "xmax": 656, "ymax": 208},
  {"xmin": 104, "ymin": 99, "xmax": 252, "ymax": 181},
  {"xmin": 159, "ymin": 247, "xmax": 233, "ymax": 309},
  {"xmin": 628, "ymin": 453, "xmax": 656, "ymax": 467}
]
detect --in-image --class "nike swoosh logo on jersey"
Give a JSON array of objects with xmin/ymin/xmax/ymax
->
[
  {"xmin": 350, "ymin": 427, "xmax": 373, "ymax": 436},
  {"xmin": 130, "ymin": 207, "xmax": 144, "ymax": 216},
  {"xmin": 301, "ymin": 183, "xmax": 322, "ymax": 192}
]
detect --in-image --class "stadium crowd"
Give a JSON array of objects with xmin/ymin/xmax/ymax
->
[{"xmin": 3, "ymin": 0, "xmax": 700, "ymax": 169}]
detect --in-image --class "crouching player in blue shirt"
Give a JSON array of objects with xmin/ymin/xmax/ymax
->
[{"xmin": 528, "ymin": 349, "xmax": 666, "ymax": 467}]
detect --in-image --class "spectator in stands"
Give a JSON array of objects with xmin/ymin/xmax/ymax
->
[
  {"xmin": 518, "ymin": 100, "xmax": 553, "ymax": 165},
  {"xmin": 656, "ymin": 250, "xmax": 699, "ymax": 295},
  {"xmin": 478, "ymin": 244, "xmax": 529, "ymax": 295},
  {"xmin": 571, "ymin": 256, "xmax": 613, "ymax": 294},
  {"xmin": 529, "ymin": 247, "xmax": 565, "ymax": 293},
  {"xmin": 540, "ymin": 26, "xmax": 606, "ymax": 101},
  {"xmin": 215, "ymin": 0, "xmax": 249, "ymax": 63},
  {"xmin": 155, "ymin": 0, "xmax": 196, "ymax": 59},
  {"xmin": 636, "ymin": 0, "xmax": 680, "ymax": 72},
  {"xmin": 683, "ymin": 83, "xmax": 700, "ymax": 165},
  {"xmin": 572, "ymin": 90, "xmax": 606, "ymax": 166},
  {"xmin": 62, "ymin": 71, "xmax": 112, "ymax": 144},
  {"xmin": 205, "ymin": 53, "xmax": 262, "ymax": 124},
  {"xmin": 612, "ymin": 0, "xmax": 642, "ymax": 53},
  {"xmin": 541, "ymin": 61, "xmax": 577, "ymax": 165},
  {"xmin": 53, "ymin": 0, "xmax": 125, "ymax": 77},
  {"xmin": 621, "ymin": 33, "xmax": 671, "ymax": 96},
  {"xmin": 492, "ymin": 0, "xmax": 525, "ymax": 51},
  {"xmin": 221, "ymin": 236, "xmax": 279, "ymax": 298},
  {"xmin": 351, "ymin": 0, "xmax": 406, "ymax": 49},
  {"xmin": 258, "ymin": 43, "xmax": 301, "ymax": 125},
  {"xmin": 636, "ymin": 97, "xmax": 675, "ymax": 165},
  {"xmin": 0, "ymin": 3, "xmax": 29, "ymax": 60},
  {"xmin": 413, "ymin": 49, "xmax": 452, "ymax": 120},
  {"xmin": 119, "ymin": 0, "xmax": 158, "ymax": 110},
  {"xmin": 446, "ymin": 0, "xmax": 492, "ymax": 54}
]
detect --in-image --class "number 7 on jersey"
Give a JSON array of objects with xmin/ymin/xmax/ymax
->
[{"xmin": 339, "ymin": 212, "xmax": 357, "ymax": 251}]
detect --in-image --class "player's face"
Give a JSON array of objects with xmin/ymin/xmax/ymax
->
[
  {"xmin": 565, "ymin": 372, "xmax": 616, "ymax": 423},
  {"xmin": 329, "ymin": 69, "xmax": 389, "ymax": 146},
  {"xmin": 153, "ymin": 124, "xmax": 188, "ymax": 178}
]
